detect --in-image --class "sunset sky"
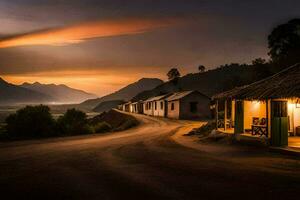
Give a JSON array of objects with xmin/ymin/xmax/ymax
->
[{"xmin": 1, "ymin": 0, "xmax": 300, "ymax": 96}]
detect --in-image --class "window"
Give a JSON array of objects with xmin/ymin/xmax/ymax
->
[
  {"xmin": 160, "ymin": 102, "xmax": 164, "ymax": 110},
  {"xmin": 155, "ymin": 102, "xmax": 157, "ymax": 110},
  {"xmin": 190, "ymin": 102, "xmax": 198, "ymax": 113},
  {"xmin": 171, "ymin": 103, "xmax": 175, "ymax": 110}
]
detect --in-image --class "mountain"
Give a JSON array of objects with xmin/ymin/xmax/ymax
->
[
  {"xmin": 0, "ymin": 78, "xmax": 54, "ymax": 105},
  {"xmin": 132, "ymin": 63, "xmax": 274, "ymax": 101},
  {"xmin": 81, "ymin": 78, "xmax": 163, "ymax": 108},
  {"xmin": 21, "ymin": 82, "xmax": 97, "ymax": 104},
  {"xmin": 93, "ymin": 100, "xmax": 125, "ymax": 113}
]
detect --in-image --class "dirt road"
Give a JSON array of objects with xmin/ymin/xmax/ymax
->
[{"xmin": 0, "ymin": 112, "xmax": 300, "ymax": 200}]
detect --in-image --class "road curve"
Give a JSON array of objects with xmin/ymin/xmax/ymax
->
[{"xmin": 0, "ymin": 112, "xmax": 300, "ymax": 200}]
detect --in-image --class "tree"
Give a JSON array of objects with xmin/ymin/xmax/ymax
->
[
  {"xmin": 167, "ymin": 68, "xmax": 181, "ymax": 81},
  {"xmin": 268, "ymin": 18, "xmax": 300, "ymax": 68},
  {"xmin": 252, "ymin": 58, "xmax": 266, "ymax": 66},
  {"xmin": 198, "ymin": 65, "xmax": 206, "ymax": 73},
  {"xmin": 5, "ymin": 105, "xmax": 55, "ymax": 138},
  {"xmin": 57, "ymin": 108, "xmax": 92, "ymax": 135}
]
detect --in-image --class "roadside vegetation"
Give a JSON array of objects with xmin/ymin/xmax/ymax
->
[{"xmin": 1, "ymin": 105, "xmax": 139, "ymax": 140}]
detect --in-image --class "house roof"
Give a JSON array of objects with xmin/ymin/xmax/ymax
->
[
  {"xmin": 166, "ymin": 91, "xmax": 195, "ymax": 101},
  {"xmin": 131, "ymin": 100, "xmax": 143, "ymax": 105},
  {"xmin": 144, "ymin": 94, "xmax": 170, "ymax": 102},
  {"xmin": 212, "ymin": 63, "xmax": 300, "ymax": 101}
]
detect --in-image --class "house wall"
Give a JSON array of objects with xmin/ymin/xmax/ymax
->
[
  {"xmin": 143, "ymin": 101, "xmax": 154, "ymax": 116},
  {"xmin": 129, "ymin": 104, "xmax": 134, "ymax": 113},
  {"xmin": 153, "ymin": 100, "xmax": 166, "ymax": 117},
  {"xmin": 243, "ymin": 100, "xmax": 266, "ymax": 130},
  {"xmin": 179, "ymin": 92, "xmax": 211, "ymax": 119},
  {"xmin": 167, "ymin": 100, "xmax": 180, "ymax": 119},
  {"xmin": 287, "ymin": 101, "xmax": 300, "ymax": 133}
]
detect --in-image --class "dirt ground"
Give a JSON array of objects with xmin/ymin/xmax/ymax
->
[{"xmin": 0, "ymin": 112, "xmax": 300, "ymax": 200}]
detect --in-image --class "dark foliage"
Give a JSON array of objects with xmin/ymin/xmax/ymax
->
[
  {"xmin": 198, "ymin": 65, "xmax": 206, "ymax": 73},
  {"xmin": 57, "ymin": 108, "xmax": 92, "ymax": 135},
  {"xmin": 5, "ymin": 105, "xmax": 55, "ymax": 138},
  {"xmin": 167, "ymin": 68, "xmax": 181, "ymax": 81},
  {"xmin": 268, "ymin": 18, "xmax": 300, "ymax": 69},
  {"xmin": 89, "ymin": 109, "xmax": 139, "ymax": 131}
]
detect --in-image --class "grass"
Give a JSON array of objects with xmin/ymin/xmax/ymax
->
[
  {"xmin": 93, "ymin": 122, "xmax": 112, "ymax": 133},
  {"xmin": 185, "ymin": 121, "xmax": 216, "ymax": 136}
]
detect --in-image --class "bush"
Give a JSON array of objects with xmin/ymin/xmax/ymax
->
[
  {"xmin": 57, "ymin": 108, "xmax": 92, "ymax": 135},
  {"xmin": 93, "ymin": 122, "xmax": 112, "ymax": 133},
  {"xmin": 115, "ymin": 118, "xmax": 139, "ymax": 131},
  {"xmin": 5, "ymin": 105, "xmax": 55, "ymax": 138},
  {"xmin": 186, "ymin": 121, "xmax": 216, "ymax": 136}
]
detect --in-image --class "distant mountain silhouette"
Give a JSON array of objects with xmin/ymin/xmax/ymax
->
[
  {"xmin": 0, "ymin": 77, "xmax": 54, "ymax": 105},
  {"xmin": 132, "ymin": 64, "xmax": 269, "ymax": 101},
  {"xmin": 81, "ymin": 78, "xmax": 163, "ymax": 109},
  {"xmin": 21, "ymin": 82, "xmax": 97, "ymax": 104},
  {"xmin": 93, "ymin": 100, "xmax": 125, "ymax": 113}
]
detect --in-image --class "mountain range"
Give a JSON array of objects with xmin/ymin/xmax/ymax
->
[
  {"xmin": 0, "ymin": 78, "xmax": 97, "ymax": 105},
  {"xmin": 21, "ymin": 82, "xmax": 97, "ymax": 104},
  {"xmin": 81, "ymin": 78, "xmax": 163, "ymax": 109},
  {"xmin": 0, "ymin": 78, "xmax": 54, "ymax": 105}
]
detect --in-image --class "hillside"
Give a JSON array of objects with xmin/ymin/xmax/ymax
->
[
  {"xmin": 21, "ymin": 82, "xmax": 97, "ymax": 104},
  {"xmin": 0, "ymin": 78, "xmax": 54, "ymax": 105},
  {"xmin": 93, "ymin": 100, "xmax": 125, "ymax": 113},
  {"xmin": 132, "ymin": 64, "xmax": 272, "ymax": 101},
  {"xmin": 81, "ymin": 78, "xmax": 163, "ymax": 109}
]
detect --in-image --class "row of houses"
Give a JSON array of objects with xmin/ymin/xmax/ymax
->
[
  {"xmin": 119, "ymin": 90, "xmax": 211, "ymax": 120},
  {"xmin": 119, "ymin": 64, "xmax": 300, "ymax": 148}
]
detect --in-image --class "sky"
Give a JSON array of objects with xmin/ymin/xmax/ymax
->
[{"xmin": 0, "ymin": 0, "xmax": 300, "ymax": 96}]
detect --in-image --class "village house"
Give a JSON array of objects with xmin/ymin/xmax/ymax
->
[
  {"xmin": 143, "ymin": 97, "xmax": 154, "ymax": 116},
  {"xmin": 152, "ymin": 94, "xmax": 171, "ymax": 117},
  {"xmin": 130, "ymin": 101, "xmax": 144, "ymax": 114},
  {"xmin": 122, "ymin": 102, "xmax": 131, "ymax": 112},
  {"xmin": 166, "ymin": 90, "xmax": 211, "ymax": 120},
  {"xmin": 212, "ymin": 63, "xmax": 300, "ymax": 147}
]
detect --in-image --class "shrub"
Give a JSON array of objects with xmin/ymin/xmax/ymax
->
[
  {"xmin": 93, "ymin": 122, "xmax": 112, "ymax": 133},
  {"xmin": 115, "ymin": 118, "xmax": 139, "ymax": 131},
  {"xmin": 57, "ymin": 108, "xmax": 92, "ymax": 135},
  {"xmin": 5, "ymin": 105, "xmax": 55, "ymax": 138},
  {"xmin": 186, "ymin": 121, "xmax": 216, "ymax": 136}
]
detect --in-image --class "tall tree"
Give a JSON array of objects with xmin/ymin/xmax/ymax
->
[
  {"xmin": 268, "ymin": 18, "xmax": 300, "ymax": 68},
  {"xmin": 198, "ymin": 65, "xmax": 206, "ymax": 73},
  {"xmin": 167, "ymin": 68, "xmax": 181, "ymax": 81}
]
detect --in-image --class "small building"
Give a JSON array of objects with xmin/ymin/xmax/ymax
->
[
  {"xmin": 122, "ymin": 102, "xmax": 131, "ymax": 112},
  {"xmin": 143, "ymin": 94, "xmax": 171, "ymax": 117},
  {"xmin": 152, "ymin": 94, "xmax": 172, "ymax": 117},
  {"xmin": 130, "ymin": 101, "xmax": 144, "ymax": 114},
  {"xmin": 143, "ymin": 96, "xmax": 156, "ymax": 116},
  {"xmin": 166, "ymin": 90, "xmax": 211, "ymax": 119},
  {"xmin": 212, "ymin": 63, "xmax": 300, "ymax": 147}
]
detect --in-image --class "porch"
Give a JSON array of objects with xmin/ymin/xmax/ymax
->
[{"xmin": 215, "ymin": 99, "xmax": 300, "ymax": 148}]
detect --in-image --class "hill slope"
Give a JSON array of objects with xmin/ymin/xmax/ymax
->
[
  {"xmin": 21, "ymin": 82, "xmax": 97, "ymax": 104},
  {"xmin": 0, "ymin": 78, "xmax": 54, "ymax": 105},
  {"xmin": 81, "ymin": 78, "xmax": 163, "ymax": 108},
  {"xmin": 93, "ymin": 100, "xmax": 125, "ymax": 113},
  {"xmin": 132, "ymin": 64, "xmax": 271, "ymax": 101}
]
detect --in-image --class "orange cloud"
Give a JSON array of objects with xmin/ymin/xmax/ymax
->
[{"xmin": 0, "ymin": 17, "xmax": 183, "ymax": 48}]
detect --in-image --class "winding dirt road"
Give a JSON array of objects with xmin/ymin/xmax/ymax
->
[{"xmin": 1, "ymin": 112, "xmax": 300, "ymax": 200}]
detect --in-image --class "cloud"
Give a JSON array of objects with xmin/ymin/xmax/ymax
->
[{"xmin": 0, "ymin": 17, "xmax": 184, "ymax": 48}]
